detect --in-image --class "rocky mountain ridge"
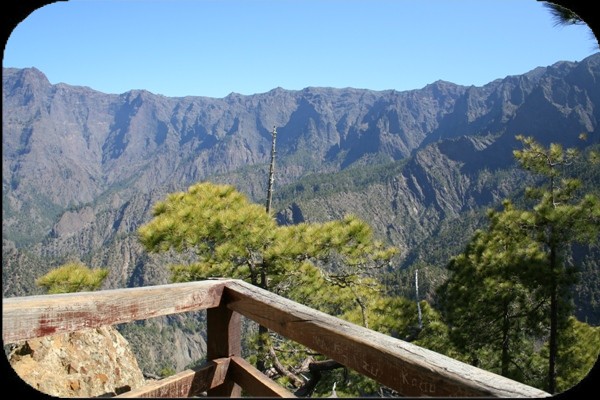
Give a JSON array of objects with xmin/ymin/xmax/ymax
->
[{"xmin": 4, "ymin": 54, "xmax": 598, "ymax": 223}]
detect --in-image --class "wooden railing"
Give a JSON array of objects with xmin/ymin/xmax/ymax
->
[{"xmin": 3, "ymin": 279, "xmax": 551, "ymax": 398}]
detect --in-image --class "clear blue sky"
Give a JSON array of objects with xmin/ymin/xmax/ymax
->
[{"xmin": 3, "ymin": 0, "xmax": 598, "ymax": 99}]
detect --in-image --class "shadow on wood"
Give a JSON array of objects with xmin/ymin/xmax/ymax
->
[{"xmin": 2, "ymin": 278, "xmax": 551, "ymax": 398}]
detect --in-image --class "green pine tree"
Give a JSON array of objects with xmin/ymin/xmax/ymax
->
[
  {"xmin": 553, "ymin": 316, "xmax": 600, "ymax": 393},
  {"xmin": 437, "ymin": 201, "xmax": 548, "ymax": 382},
  {"xmin": 138, "ymin": 182, "xmax": 397, "ymax": 297},
  {"xmin": 36, "ymin": 261, "xmax": 109, "ymax": 294},
  {"xmin": 439, "ymin": 136, "xmax": 600, "ymax": 393},
  {"xmin": 512, "ymin": 135, "xmax": 600, "ymax": 393},
  {"xmin": 138, "ymin": 181, "xmax": 399, "ymax": 393}
]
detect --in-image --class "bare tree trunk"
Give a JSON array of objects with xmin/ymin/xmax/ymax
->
[
  {"xmin": 265, "ymin": 126, "xmax": 277, "ymax": 213},
  {"xmin": 256, "ymin": 127, "xmax": 277, "ymax": 372},
  {"xmin": 415, "ymin": 269, "xmax": 422, "ymax": 330},
  {"xmin": 256, "ymin": 126, "xmax": 278, "ymax": 372}
]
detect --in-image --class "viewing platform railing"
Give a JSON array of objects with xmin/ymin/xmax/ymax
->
[{"xmin": 3, "ymin": 279, "xmax": 551, "ymax": 397}]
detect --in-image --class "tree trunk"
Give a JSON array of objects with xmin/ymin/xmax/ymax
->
[
  {"xmin": 295, "ymin": 359, "xmax": 345, "ymax": 397},
  {"xmin": 415, "ymin": 269, "xmax": 423, "ymax": 330},
  {"xmin": 548, "ymin": 242, "xmax": 558, "ymax": 394},
  {"xmin": 258, "ymin": 126, "xmax": 277, "ymax": 372},
  {"xmin": 256, "ymin": 270, "xmax": 269, "ymax": 372},
  {"xmin": 501, "ymin": 301, "xmax": 510, "ymax": 377}
]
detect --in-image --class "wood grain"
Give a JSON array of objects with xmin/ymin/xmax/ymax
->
[
  {"xmin": 229, "ymin": 356, "xmax": 296, "ymax": 398},
  {"xmin": 115, "ymin": 357, "xmax": 230, "ymax": 398},
  {"xmin": 2, "ymin": 279, "xmax": 231, "ymax": 343},
  {"xmin": 207, "ymin": 296, "xmax": 242, "ymax": 397},
  {"xmin": 3, "ymin": 278, "xmax": 551, "ymax": 398},
  {"xmin": 224, "ymin": 280, "xmax": 550, "ymax": 398}
]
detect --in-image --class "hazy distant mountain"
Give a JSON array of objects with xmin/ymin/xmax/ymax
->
[{"xmin": 3, "ymin": 53, "xmax": 599, "ymax": 374}]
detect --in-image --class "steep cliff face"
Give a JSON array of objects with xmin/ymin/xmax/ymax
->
[
  {"xmin": 4, "ymin": 55, "xmax": 598, "ymax": 227},
  {"xmin": 274, "ymin": 134, "xmax": 531, "ymax": 266}
]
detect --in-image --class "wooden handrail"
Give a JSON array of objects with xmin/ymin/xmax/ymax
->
[
  {"xmin": 115, "ymin": 357, "xmax": 231, "ymax": 398},
  {"xmin": 2, "ymin": 279, "xmax": 551, "ymax": 398},
  {"xmin": 2, "ymin": 279, "xmax": 231, "ymax": 343},
  {"xmin": 224, "ymin": 280, "xmax": 550, "ymax": 398}
]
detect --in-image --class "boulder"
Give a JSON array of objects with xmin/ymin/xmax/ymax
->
[{"xmin": 8, "ymin": 325, "xmax": 146, "ymax": 397}]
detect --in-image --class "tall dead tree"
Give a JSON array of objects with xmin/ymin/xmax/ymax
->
[
  {"xmin": 415, "ymin": 269, "xmax": 423, "ymax": 330},
  {"xmin": 257, "ymin": 126, "xmax": 278, "ymax": 372},
  {"xmin": 265, "ymin": 126, "xmax": 277, "ymax": 214},
  {"xmin": 261, "ymin": 125, "xmax": 348, "ymax": 391}
]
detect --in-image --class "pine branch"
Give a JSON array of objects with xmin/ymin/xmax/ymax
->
[
  {"xmin": 268, "ymin": 345, "xmax": 305, "ymax": 388},
  {"xmin": 294, "ymin": 359, "xmax": 345, "ymax": 397}
]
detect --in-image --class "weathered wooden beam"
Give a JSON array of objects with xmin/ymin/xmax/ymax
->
[
  {"xmin": 223, "ymin": 280, "xmax": 551, "ymax": 398},
  {"xmin": 207, "ymin": 293, "xmax": 242, "ymax": 397},
  {"xmin": 229, "ymin": 356, "xmax": 296, "ymax": 398},
  {"xmin": 115, "ymin": 357, "xmax": 230, "ymax": 398},
  {"xmin": 2, "ymin": 279, "xmax": 231, "ymax": 343}
]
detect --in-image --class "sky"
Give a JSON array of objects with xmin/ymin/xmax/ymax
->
[{"xmin": 3, "ymin": 0, "xmax": 598, "ymax": 99}]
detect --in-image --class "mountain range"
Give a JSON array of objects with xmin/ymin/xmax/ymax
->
[{"xmin": 3, "ymin": 52, "xmax": 599, "ymax": 374}]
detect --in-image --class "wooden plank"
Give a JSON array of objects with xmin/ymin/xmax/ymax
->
[
  {"xmin": 3, "ymin": 279, "xmax": 231, "ymax": 343},
  {"xmin": 115, "ymin": 357, "xmax": 230, "ymax": 398},
  {"xmin": 224, "ymin": 280, "xmax": 551, "ymax": 398},
  {"xmin": 229, "ymin": 356, "xmax": 296, "ymax": 398},
  {"xmin": 207, "ymin": 296, "xmax": 242, "ymax": 397}
]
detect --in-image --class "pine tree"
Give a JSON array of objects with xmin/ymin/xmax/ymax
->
[
  {"xmin": 36, "ymin": 261, "xmax": 109, "ymax": 294},
  {"xmin": 137, "ymin": 181, "xmax": 398, "ymax": 393},
  {"xmin": 512, "ymin": 135, "xmax": 600, "ymax": 393},
  {"xmin": 438, "ymin": 202, "xmax": 548, "ymax": 381},
  {"xmin": 138, "ymin": 182, "xmax": 397, "ymax": 296},
  {"xmin": 553, "ymin": 316, "xmax": 600, "ymax": 393},
  {"xmin": 439, "ymin": 136, "xmax": 600, "ymax": 393}
]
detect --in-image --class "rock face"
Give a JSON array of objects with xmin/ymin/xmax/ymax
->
[
  {"xmin": 7, "ymin": 326, "xmax": 146, "ymax": 397},
  {"xmin": 4, "ymin": 54, "xmax": 599, "ymax": 247}
]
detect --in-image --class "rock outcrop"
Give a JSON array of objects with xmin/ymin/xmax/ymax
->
[{"xmin": 7, "ymin": 326, "xmax": 146, "ymax": 397}]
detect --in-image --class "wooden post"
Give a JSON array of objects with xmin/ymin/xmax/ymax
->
[{"xmin": 207, "ymin": 294, "xmax": 242, "ymax": 397}]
